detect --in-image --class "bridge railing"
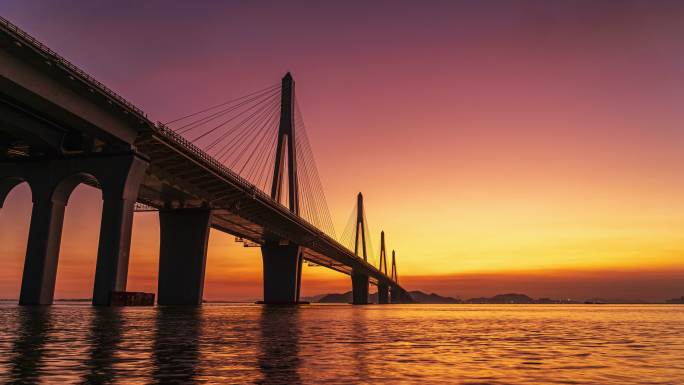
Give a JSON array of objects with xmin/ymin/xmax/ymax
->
[{"xmin": 0, "ymin": 16, "xmax": 147, "ymax": 119}]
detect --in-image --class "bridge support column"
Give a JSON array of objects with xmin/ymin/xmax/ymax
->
[
  {"xmin": 91, "ymin": 197, "xmax": 139, "ymax": 305},
  {"xmin": 351, "ymin": 271, "xmax": 369, "ymax": 305},
  {"xmin": 157, "ymin": 208, "xmax": 211, "ymax": 305},
  {"xmin": 92, "ymin": 156, "xmax": 148, "ymax": 306},
  {"xmin": 261, "ymin": 241, "xmax": 302, "ymax": 304},
  {"xmin": 377, "ymin": 284, "xmax": 389, "ymax": 304},
  {"xmin": 390, "ymin": 286, "xmax": 400, "ymax": 304},
  {"xmin": 19, "ymin": 198, "xmax": 66, "ymax": 305}
]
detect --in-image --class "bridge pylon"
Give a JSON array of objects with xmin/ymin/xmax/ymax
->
[
  {"xmin": 391, "ymin": 250, "xmax": 397, "ymax": 282},
  {"xmin": 270, "ymin": 72, "xmax": 299, "ymax": 213},
  {"xmin": 353, "ymin": 193, "xmax": 368, "ymax": 261},
  {"xmin": 379, "ymin": 231, "xmax": 388, "ymax": 274},
  {"xmin": 377, "ymin": 231, "xmax": 389, "ymax": 304},
  {"xmin": 351, "ymin": 192, "xmax": 370, "ymax": 304},
  {"xmin": 388, "ymin": 250, "xmax": 413, "ymax": 303},
  {"xmin": 261, "ymin": 73, "xmax": 304, "ymax": 304}
]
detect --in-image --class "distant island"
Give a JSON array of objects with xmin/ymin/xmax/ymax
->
[
  {"xmin": 304, "ymin": 292, "xmax": 684, "ymax": 304},
  {"xmin": 310, "ymin": 292, "xmax": 575, "ymax": 304},
  {"xmin": 466, "ymin": 293, "xmax": 579, "ymax": 304},
  {"xmin": 308, "ymin": 290, "xmax": 461, "ymax": 304}
]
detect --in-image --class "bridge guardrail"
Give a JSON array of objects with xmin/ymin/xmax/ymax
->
[{"xmin": 0, "ymin": 16, "xmax": 147, "ymax": 119}]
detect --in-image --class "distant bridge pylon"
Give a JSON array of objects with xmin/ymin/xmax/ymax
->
[
  {"xmin": 391, "ymin": 250, "xmax": 398, "ymax": 283},
  {"xmin": 379, "ymin": 231, "xmax": 388, "ymax": 275},
  {"xmin": 354, "ymin": 193, "xmax": 368, "ymax": 261}
]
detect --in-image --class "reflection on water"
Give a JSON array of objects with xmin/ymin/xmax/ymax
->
[
  {"xmin": 0, "ymin": 304, "xmax": 683, "ymax": 384},
  {"xmin": 349, "ymin": 308, "xmax": 368, "ymax": 381},
  {"xmin": 258, "ymin": 306, "xmax": 300, "ymax": 384},
  {"xmin": 9, "ymin": 307, "xmax": 51, "ymax": 382},
  {"xmin": 153, "ymin": 307, "xmax": 202, "ymax": 384},
  {"xmin": 82, "ymin": 308, "xmax": 123, "ymax": 384}
]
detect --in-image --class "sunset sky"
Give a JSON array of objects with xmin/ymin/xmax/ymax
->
[{"xmin": 1, "ymin": 1, "xmax": 683, "ymax": 301}]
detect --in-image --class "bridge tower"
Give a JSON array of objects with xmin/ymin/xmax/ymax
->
[
  {"xmin": 270, "ymin": 72, "xmax": 299, "ymax": 214},
  {"xmin": 379, "ymin": 231, "xmax": 388, "ymax": 274},
  {"xmin": 260, "ymin": 73, "xmax": 305, "ymax": 304},
  {"xmin": 353, "ymin": 193, "xmax": 368, "ymax": 261},
  {"xmin": 351, "ymin": 192, "xmax": 370, "ymax": 304},
  {"xmin": 377, "ymin": 231, "xmax": 389, "ymax": 304},
  {"xmin": 391, "ymin": 250, "xmax": 397, "ymax": 282},
  {"xmin": 389, "ymin": 250, "xmax": 411, "ymax": 303}
]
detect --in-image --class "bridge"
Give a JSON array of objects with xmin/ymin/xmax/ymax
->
[{"xmin": 0, "ymin": 17, "xmax": 413, "ymax": 306}]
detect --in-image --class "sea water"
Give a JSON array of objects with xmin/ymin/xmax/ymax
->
[{"xmin": 0, "ymin": 303, "xmax": 682, "ymax": 384}]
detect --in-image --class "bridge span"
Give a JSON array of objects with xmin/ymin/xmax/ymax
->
[{"xmin": 0, "ymin": 17, "xmax": 412, "ymax": 306}]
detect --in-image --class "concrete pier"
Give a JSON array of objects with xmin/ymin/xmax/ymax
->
[
  {"xmin": 87, "ymin": 155, "xmax": 147, "ymax": 306},
  {"xmin": 390, "ymin": 286, "xmax": 399, "ymax": 304},
  {"xmin": 157, "ymin": 208, "xmax": 211, "ymax": 305},
  {"xmin": 377, "ymin": 283, "xmax": 389, "ymax": 304},
  {"xmin": 261, "ymin": 241, "xmax": 302, "ymax": 304},
  {"xmin": 351, "ymin": 271, "xmax": 369, "ymax": 305},
  {"xmin": 19, "ymin": 198, "xmax": 66, "ymax": 305}
]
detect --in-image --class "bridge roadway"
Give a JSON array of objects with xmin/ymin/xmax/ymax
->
[{"xmin": 0, "ymin": 16, "xmax": 411, "ymax": 305}]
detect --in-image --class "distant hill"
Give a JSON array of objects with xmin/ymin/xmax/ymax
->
[
  {"xmin": 318, "ymin": 292, "xmax": 353, "ymax": 303},
  {"xmin": 317, "ymin": 291, "xmax": 381, "ymax": 303},
  {"xmin": 467, "ymin": 293, "xmax": 534, "ymax": 304},
  {"xmin": 409, "ymin": 291, "xmax": 461, "ymax": 304},
  {"xmin": 584, "ymin": 298, "xmax": 650, "ymax": 304},
  {"xmin": 300, "ymin": 293, "xmax": 328, "ymax": 303},
  {"xmin": 317, "ymin": 290, "xmax": 460, "ymax": 304}
]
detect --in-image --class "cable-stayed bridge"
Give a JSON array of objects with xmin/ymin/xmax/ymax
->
[{"xmin": 0, "ymin": 17, "xmax": 412, "ymax": 306}]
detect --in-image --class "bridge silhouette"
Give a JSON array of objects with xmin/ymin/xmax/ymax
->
[{"xmin": 0, "ymin": 17, "xmax": 412, "ymax": 306}]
